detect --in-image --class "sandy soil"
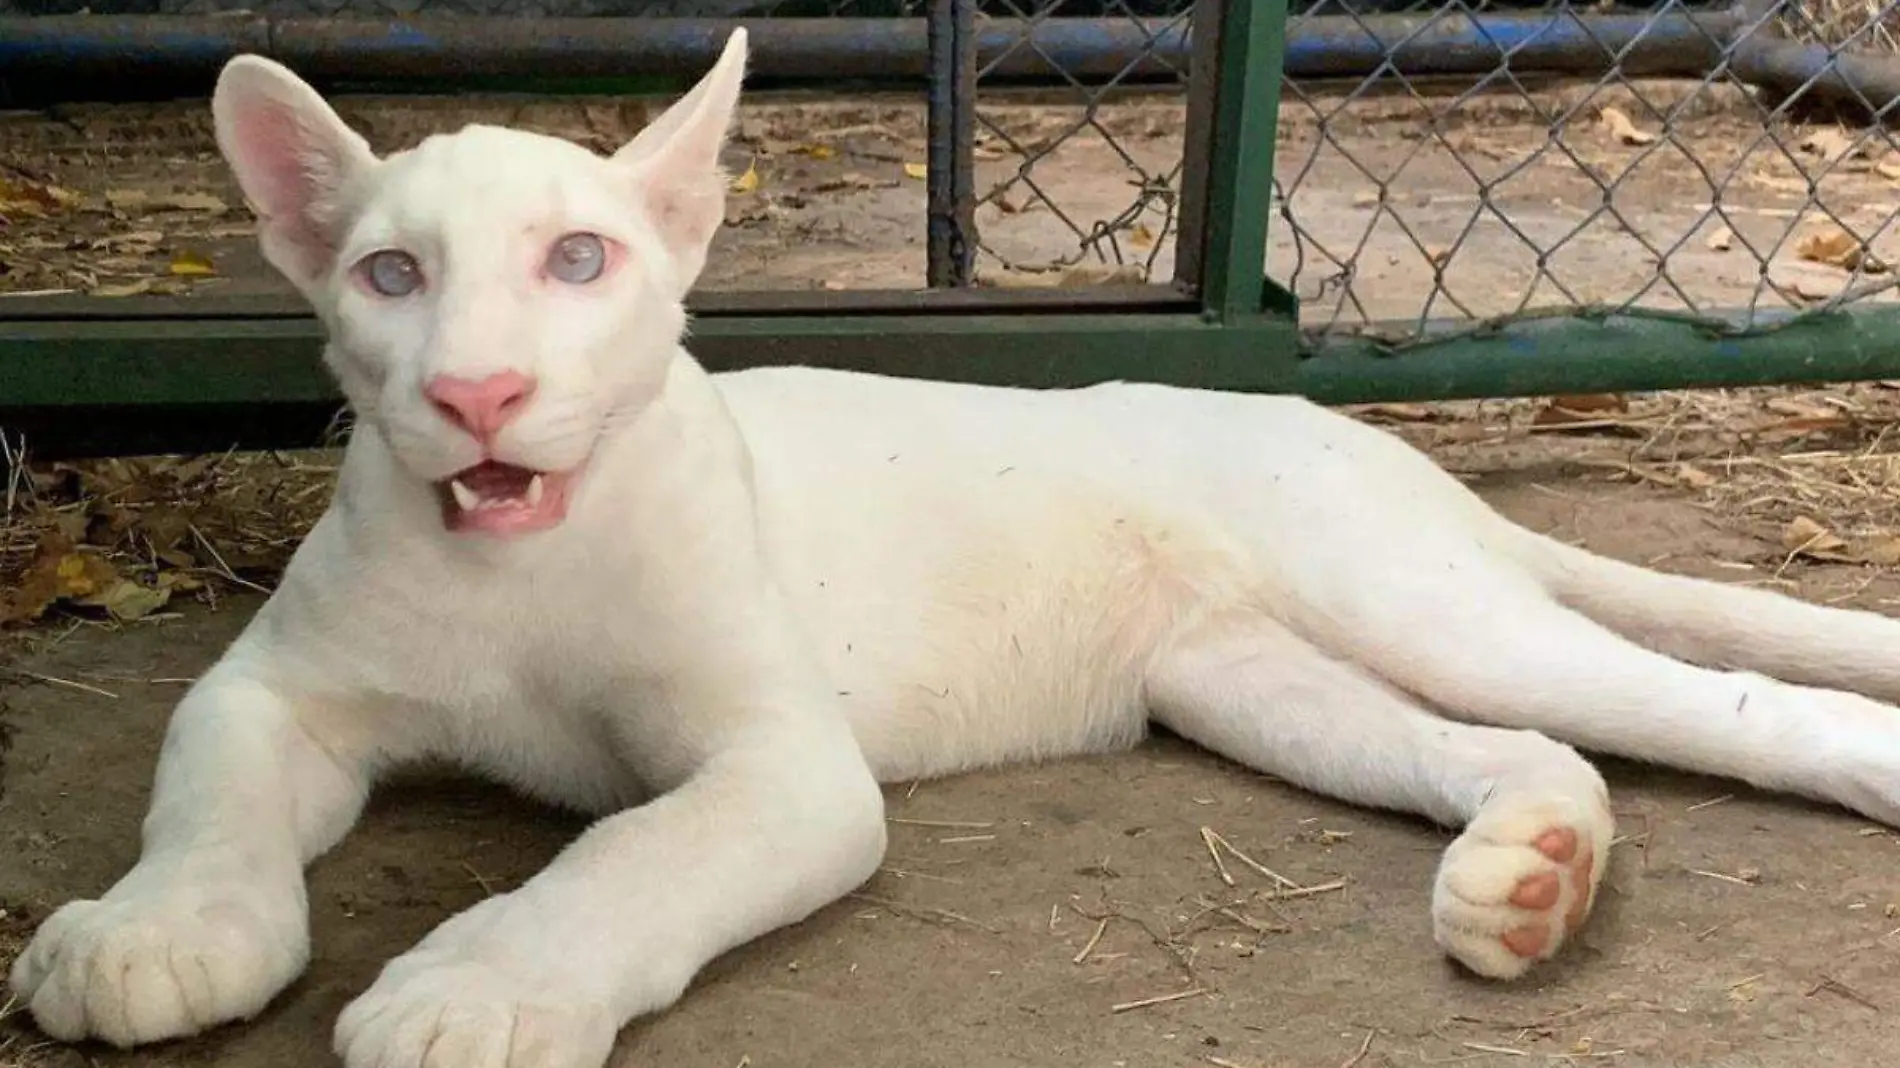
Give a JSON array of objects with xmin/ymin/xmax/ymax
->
[
  {"xmin": 6, "ymin": 78, "xmax": 1900, "ymax": 1068},
  {"xmin": 6, "ymin": 476, "xmax": 1900, "ymax": 1068}
]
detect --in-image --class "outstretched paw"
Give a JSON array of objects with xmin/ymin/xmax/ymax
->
[
  {"xmin": 1431, "ymin": 793, "xmax": 1612, "ymax": 979},
  {"xmin": 8, "ymin": 885, "xmax": 306, "ymax": 1047},
  {"xmin": 336, "ymin": 957, "xmax": 615, "ymax": 1068},
  {"xmin": 335, "ymin": 894, "xmax": 618, "ymax": 1068}
]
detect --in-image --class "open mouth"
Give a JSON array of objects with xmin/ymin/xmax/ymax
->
[{"xmin": 435, "ymin": 460, "xmax": 576, "ymax": 535}]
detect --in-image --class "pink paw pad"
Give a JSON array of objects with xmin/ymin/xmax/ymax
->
[{"xmin": 1500, "ymin": 824, "xmax": 1597, "ymax": 959}]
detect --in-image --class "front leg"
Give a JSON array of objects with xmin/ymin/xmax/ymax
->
[
  {"xmin": 9, "ymin": 650, "xmax": 381, "ymax": 1046},
  {"xmin": 334, "ymin": 711, "xmax": 886, "ymax": 1068}
]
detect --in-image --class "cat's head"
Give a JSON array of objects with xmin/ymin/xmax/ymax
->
[{"xmin": 211, "ymin": 31, "xmax": 747, "ymax": 537}]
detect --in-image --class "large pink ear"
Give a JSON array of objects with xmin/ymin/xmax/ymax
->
[
  {"xmin": 211, "ymin": 55, "xmax": 377, "ymax": 289},
  {"xmin": 613, "ymin": 29, "xmax": 748, "ymax": 294}
]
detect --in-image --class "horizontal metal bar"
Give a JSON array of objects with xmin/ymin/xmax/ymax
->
[
  {"xmin": 1729, "ymin": 30, "xmax": 1900, "ymax": 117},
  {"xmin": 0, "ymin": 11, "xmax": 1744, "ymax": 102},
  {"xmin": 0, "ymin": 285, "xmax": 1197, "ymax": 324},
  {"xmin": 17, "ymin": 305, "xmax": 1900, "ymax": 460},
  {"xmin": 1281, "ymin": 10, "xmax": 1739, "ymax": 80},
  {"xmin": 1293, "ymin": 308, "xmax": 1900, "ymax": 405},
  {"xmin": 0, "ymin": 311, "xmax": 1301, "ymax": 458},
  {"xmin": 0, "ymin": 15, "xmax": 1189, "ymax": 88}
]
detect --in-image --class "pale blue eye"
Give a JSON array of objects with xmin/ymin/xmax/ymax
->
[
  {"xmin": 547, "ymin": 233, "xmax": 606, "ymax": 284},
  {"xmin": 363, "ymin": 249, "xmax": 422, "ymax": 297}
]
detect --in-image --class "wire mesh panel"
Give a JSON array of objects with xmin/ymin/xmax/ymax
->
[
  {"xmin": 1274, "ymin": 0, "xmax": 1900, "ymax": 350},
  {"xmin": 0, "ymin": 0, "xmax": 1202, "ymax": 303},
  {"xmin": 959, "ymin": 0, "xmax": 1195, "ymax": 287}
]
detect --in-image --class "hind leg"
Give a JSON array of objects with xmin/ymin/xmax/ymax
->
[
  {"xmin": 1287, "ymin": 541, "xmax": 1900, "ymax": 828},
  {"xmin": 1147, "ymin": 613, "xmax": 1611, "ymax": 979}
]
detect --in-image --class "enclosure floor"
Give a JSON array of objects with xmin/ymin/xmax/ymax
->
[{"xmin": 5, "ymin": 467, "xmax": 1900, "ymax": 1068}]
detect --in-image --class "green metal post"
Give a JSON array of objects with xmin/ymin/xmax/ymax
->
[{"xmin": 1195, "ymin": 0, "xmax": 1288, "ymax": 325}]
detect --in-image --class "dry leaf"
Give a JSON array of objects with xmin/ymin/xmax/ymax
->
[
  {"xmin": 167, "ymin": 250, "xmax": 216, "ymax": 277},
  {"xmin": 1550, "ymin": 392, "xmax": 1628, "ymax": 413},
  {"xmin": 1354, "ymin": 402, "xmax": 1437, "ymax": 422},
  {"xmin": 1706, "ymin": 225, "xmax": 1733, "ymax": 252},
  {"xmin": 77, "ymin": 578, "xmax": 172, "ymax": 621},
  {"xmin": 1674, "ymin": 463, "xmax": 1718, "ymax": 489},
  {"xmin": 794, "ymin": 143, "xmax": 837, "ymax": 161},
  {"xmin": 1599, "ymin": 106, "xmax": 1657, "ymax": 146},
  {"xmin": 1426, "ymin": 246, "xmax": 1452, "ymax": 267},
  {"xmin": 728, "ymin": 160, "xmax": 760, "ymax": 194},
  {"xmin": 0, "ymin": 176, "xmax": 82, "ymax": 217},
  {"xmin": 1351, "ymin": 191, "xmax": 1380, "ymax": 208},
  {"xmin": 903, "ymin": 162, "xmax": 928, "ymax": 180},
  {"xmin": 1758, "ymin": 413, "xmax": 1852, "ymax": 442},
  {"xmin": 1878, "ymin": 161, "xmax": 1900, "ymax": 181},
  {"xmin": 1798, "ymin": 127, "xmax": 1861, "ymax": 164},
  {"xmin": 1532, "ymin": 404, "xmax": 1628, "ymax": 430},
  {"xmin": 1128, "ymin": 223, "xmax": 1156, "ymax": 250},
  {"xmin": 1783, "ymin": 515, "xmax": 1847, "ymax": 555},
  {"xmin": 1795, "ymin": 225, "xmax": 1888, "ymax": 273},
  {"xmin": 1855, "ymin": 537, "xmax": 1900, "ymax": 567}
]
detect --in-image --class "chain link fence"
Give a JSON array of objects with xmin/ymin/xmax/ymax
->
[
  {"xmin": 0, "ymin": 0, "xmax": 1200, "ymax": 298},
  {"xmin": 1274, "ymin": 0, "xmax": 1900, "ymax": 351},
  {"xmin": 957, "ymin": 0, "xmax": 1194, "ymax": 287}
]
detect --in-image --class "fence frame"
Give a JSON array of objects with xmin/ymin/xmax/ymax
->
[{"xmin": 15, "ymin": 2, "xmax": 1900, "ymax": 462}]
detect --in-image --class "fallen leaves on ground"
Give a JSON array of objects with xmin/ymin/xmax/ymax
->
[
  {"xmin": 1352, "ymin": 402, "xmax": 1439, "ymax": 422},
  {"xmin": 1797, "ymin": 127, "xmax": 1864, "ymax": 166},
  {"xmin": 728, "ymin": 160, "xmax": 761, "ymax": 194},
  {"xmin": 1599, "ymin": 106, "xmax": 1658, "ymax": 146},
  {"xmin": 1778, "ymin": 515, "xmax": 1900, "ymax": 566},
  {"xmin": 167, "ymin": 249, "xmax": 217, "ymax": 277},
  {"xmin": 1, "ymin": 451, "xmax": 336, "ymax": 629},
  {"xmin": 0, "ymin": 175, "xmax": 83, "ymax": 218},
  {"xmin": 1795, "ymin": 225, "xmax": 1888, "ymax": 273},
  {"xmin": 1706, "ymin": 225, "xmax": 1734, "ymax": 252},
  {"xmin": 903, "ymin": 161, "xmax": 928, "ymax": 180},
  {"xmin": 1531, "ymin": 393, "xmax": 1634, "ymax": 430}
]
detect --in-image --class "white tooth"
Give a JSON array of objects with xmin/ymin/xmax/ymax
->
[
  {"xmin": 449, "ymin": 479, "xmax": 479, "ymax": 512},
  {"xmin": 526, "ymin": 474, "xmax": 545, "ymax": 508}
]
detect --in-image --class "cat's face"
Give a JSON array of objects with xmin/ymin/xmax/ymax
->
[{"xmin": 210, "ymin": 33, "xmax": 747, "ymax": 537}]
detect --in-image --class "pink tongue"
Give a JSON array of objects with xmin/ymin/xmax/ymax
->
[{"xmin": 461, "ymin": 462, "xmax": 534, "ymax": 499}]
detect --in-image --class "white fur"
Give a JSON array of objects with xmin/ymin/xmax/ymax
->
[{"xmin": 15, "ymin": 32, "xmax": 1900, "ymax": 1067}]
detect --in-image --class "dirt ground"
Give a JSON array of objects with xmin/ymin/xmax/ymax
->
[
  {"xmin": 7, "ymin": 468, "xmax": 1900, "ymax": 1068},
  {"xmin": 8, "ymin": 79, "xmax": 1900, "ymax": 1068}
]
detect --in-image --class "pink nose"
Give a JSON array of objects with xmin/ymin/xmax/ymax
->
[{"xmin": 424, "ymin": 371, "xmax": 537, "ymax": 441}]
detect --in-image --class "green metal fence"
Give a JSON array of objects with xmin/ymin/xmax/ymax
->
[{"xmin": 9, "ymin": 1, "xmax": 1900, "ymax": 462}]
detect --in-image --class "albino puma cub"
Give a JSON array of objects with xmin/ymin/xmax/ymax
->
[{"xmin": 15, "ymin": 29, "xmax": 1900, "ymax": 1068}]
